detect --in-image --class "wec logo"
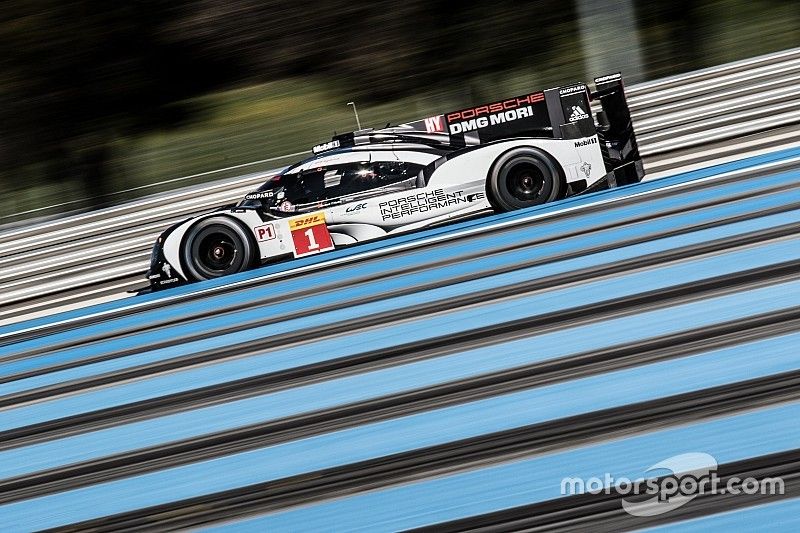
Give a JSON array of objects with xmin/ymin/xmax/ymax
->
[{"xmin": 345, "ymin": 203, "xmax": 368, "ymax": 213}]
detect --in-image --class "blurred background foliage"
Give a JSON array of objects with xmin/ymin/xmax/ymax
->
[{"xmin": 0, "ymin": 0, "xmax": 798, "ymax": 220}]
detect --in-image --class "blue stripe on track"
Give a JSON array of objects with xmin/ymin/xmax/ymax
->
[
  {"xmin": 204, "ymin": 402, "xmax": 800, "ymax": 533},
  {"xmin": 1, "ymin": 325, "xmax": 798, "ymax": 484},
  {"xmin": 3, "ymin": 167, "xmax": 799, "ymax": 365},
  {"xmin": 0, "ymin": 145, "xmax": 799, "ymax": 532},
  {"xmin": 1, "ymin": 239, "xmax": 799, "ymax": 432},
  {"xmin": 2, "ymin": 193, "xmax": 799, "ymax": 386},
  {"xmin": 4, "ymin": 399, "xmax": 796, "ymax": 531},
  {"xmin": 3, "ymin": 161, "xmax": 797, "ymax": 362}
]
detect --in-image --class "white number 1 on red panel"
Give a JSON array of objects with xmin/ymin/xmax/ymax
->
[{"xmin": 304, "ymin": 228, "xmax": 320, "ymax": 250}]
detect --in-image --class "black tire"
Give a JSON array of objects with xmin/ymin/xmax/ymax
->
[
  {"xmin": 487, "ymin": 147, "xmax": 564, "ymax": 212},
  {"xmin": 181, "ymin": 217, "xmax": 255, "ymax": 281}
]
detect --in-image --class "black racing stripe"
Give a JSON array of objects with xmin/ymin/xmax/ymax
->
[
  {"xmin": 3, "ymin": 158, "xmax": 797, "ymax": 348},
  {"xmin": 39, "ymin": 372, "xmax": 800, "ymax": 532},
  {"xmin": 3, "ymin": 306, "xmax": 799, "ymax": 504}
]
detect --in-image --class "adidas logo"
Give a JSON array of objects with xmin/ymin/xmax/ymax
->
[{"xmin": 569, "ymin": 105, "xmax": 589, "ymax": 122}]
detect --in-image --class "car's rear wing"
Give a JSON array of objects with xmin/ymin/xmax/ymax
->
[
  {"xmin": 590, "ymin": 73, "xmax": 644, "ymax": 186},
  {"xmin": 312, "ymin": 73, "xmax": 643, "ymax": 184}
]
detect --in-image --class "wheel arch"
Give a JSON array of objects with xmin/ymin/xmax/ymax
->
[
  {"xmin": 484, "ymin": 145, "xmax": 567, "ymax": 211},
  {"xmin": 179, "ymin": 213, "xmax": 258, "ymax": 281}
]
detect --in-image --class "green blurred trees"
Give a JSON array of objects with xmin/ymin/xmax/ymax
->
[
  {"xmin": 0, "ymin": 0, "xmax": 797, "ymax": 213},
  {"xmin": 171, "ymin": 0, "xmax": 577, "ymax": 99},
  {"xmin": 0, "ymin": 1, "xmax": 579, "ymax": 208},
  {"xmin": 0, "ymin": 1, "xmax": 232, "ymax": 203}
]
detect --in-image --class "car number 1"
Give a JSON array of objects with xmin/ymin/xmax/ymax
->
[{"xmin": 288, "ymin": 212, "xmax": 334, "ymax": 257}]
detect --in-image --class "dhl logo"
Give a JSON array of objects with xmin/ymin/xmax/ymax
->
[{"xmin": 288, "ymin": 212, "xmax": 326, "ymax": 230}]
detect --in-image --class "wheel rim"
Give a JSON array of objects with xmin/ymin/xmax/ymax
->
[
  {"xmin": 505, "ymin": 162, "xmax": 546, "ymax": 202},
  {"xmin": 190, "ymin": 227, "xmax": 243, "ymax": 278},
  {"xmin": 199, "ymin": 234, "xmax": 237, "ymax": 272}
]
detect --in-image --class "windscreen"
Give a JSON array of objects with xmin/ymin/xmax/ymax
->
[{"xmin": 239, "ymin": 161, "xmax": 424, "ymax": 216}]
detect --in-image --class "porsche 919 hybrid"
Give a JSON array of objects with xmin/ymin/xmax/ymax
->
[{"xmin": 146, "ymin": 73, "xmax": 644, "ymax": 290}]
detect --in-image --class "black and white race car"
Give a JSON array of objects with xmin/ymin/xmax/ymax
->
[{"xmin": 146, "ymin": 73, "xmax": 644, "ymax": 290}]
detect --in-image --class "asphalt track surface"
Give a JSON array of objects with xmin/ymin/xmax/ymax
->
[{"xmin": 0, "ymin": 146, "xmax": 799, "ymax": 530}]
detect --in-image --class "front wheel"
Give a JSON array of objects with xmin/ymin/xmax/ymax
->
[
  {"xmin": 181, "ymin": 217, "xmax": 255, "ymax": 281},
  {"xmin": 487, "ymin": 147, "xmax": 564, "ymax": 212}
]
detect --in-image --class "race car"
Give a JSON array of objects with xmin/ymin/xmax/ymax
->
[{"xmin": 146, "ymin": 72, "xmax": 644, "ymax": 290}]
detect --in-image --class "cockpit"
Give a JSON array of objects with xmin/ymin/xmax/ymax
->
[{"xmin": 238, "ymin": 152, "xmax": 430, "ymax": 217}]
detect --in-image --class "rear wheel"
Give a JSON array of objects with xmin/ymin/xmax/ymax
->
[
  {"xmin": 182, "ymin": 217, "xmax": 255, "ymax": 281},
  {"xmin": 487, "ymin": 148, "xmax": 564, "ymax": 212}
]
